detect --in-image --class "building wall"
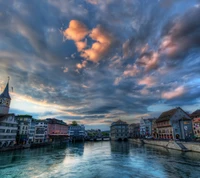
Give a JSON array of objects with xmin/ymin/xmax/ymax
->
[
  {"xmin": 110, "ymin": 124, "xmax": 129, "ymax": 141},
  {"xmin": 48, "ymin": 123, "xmax": 68, "ymax": 135},
  {"xmin": 171, "ymin": 109, "xmax": 193, "ymax": 139},
  {"xmin": 0, "ymin": 114, "xmax": 17, "ymax": 147},
  {"xmin": 192, "ymin": 118, "xmax": 200, "ymax": 138}
]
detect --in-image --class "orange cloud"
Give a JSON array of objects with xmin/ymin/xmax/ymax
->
[
  {"xmin": 81, "ymin": 25, "xmax": 113, "ymax": 63},
  {"xmin": 63, "ymin": 20, "xmax": 89, "ymax": 41},
  {"xmin": 162, "ymin": 86, "xmax": 185, "ymax": 99},
  {"xmin": 75, "ymin": 39, "xmax": 87, "ymax": 52},
  {"xmin": 76, "ymin": 60, "xmax": 87, "ymax": 69},
  {"xmin": 123, "ymin": 64, "xmax": 139, "ymax": 77}
]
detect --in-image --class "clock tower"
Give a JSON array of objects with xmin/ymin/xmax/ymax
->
[{"xmin": 0, "ymin": 78, "xmax": 11, "ymax": 115}]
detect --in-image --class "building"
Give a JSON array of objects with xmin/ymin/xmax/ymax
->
[
  {"xmin": 0, "ymin": 79, "xmax": 18, "ymax": 148},
  {"xmin": 46, "ymin": 118, "xmax": 68, "ymax": 142},
  {"xmin": 129, "ymin": 123, "xmax": 140, "ymax": 138},
  {"xmin": 34, "ymin": 120, "xmax": 48, "ymax": 143},
  {"xmin": 152, "ymin": 119, "xmax": 158, "ymax": 138},
  {"xmin": 68, "ymin": 124, "xmax": 85, "ymax": 140},
  {"xmin": 140, "ymin": 118, "xmax": 146, "ymax": 137},
  {"xmin": 190, "ymin": 110, "xmax": 200, "ymax": 139},
  {"xmin": 156, "ymin": 107, "xmax": 193, "ymax": 140},
  {"xmin": 140, "ymin": 118, "xmax": 157, "ymax": 138},
  {"xmin": 86, "ymin": 129, "xmax": 102, "ymax": 138},
  {"xmin": 29, "ymin": 118, "xmax": 37, "ymax": 143},
  {"xmin": 0, "ymin": 79, "xmax": 11, "ymax": 115},
  {"xmin": 15, "ymin": 115, "xmax": 33, "ymax": 144},
  {"xmin": 0, "ymin": 114, "xmax": 18, "ymax": 148},
  {"xmin": 110, "ymin": 120, "xmax": 129, "ymax": 141}
]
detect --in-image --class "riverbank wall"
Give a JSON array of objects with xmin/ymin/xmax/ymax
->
[{"xmin": 129, "ymin": 138, "xmax": 200, "ymax": 153}]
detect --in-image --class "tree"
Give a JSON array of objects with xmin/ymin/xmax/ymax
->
[{"xmin": 72, "ymin": 121, "xmax": 78, "ymax": 126}]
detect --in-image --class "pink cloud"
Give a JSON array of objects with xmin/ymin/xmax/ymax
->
[
  {"xmin": 136, "ymin": 51, "xmax": 160, "ymax": 71},
  {"xmin": 162, "ymin": 86, "xmax": 185, "ymax": 99},
  {"xmin": 138, "ymin": 76, "xmax": 156, "ymax": 87},
  {"xmin": 114, "ymin": 77, "xmax": 122, "ymax": 86},
  {"xmin": 123, "ymin": 64, "xmax": 139, "ymax": 77}
]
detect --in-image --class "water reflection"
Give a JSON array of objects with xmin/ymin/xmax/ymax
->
[{"xmin": 0, "ymin": 141, "xmax": 200, "ymax": 178}]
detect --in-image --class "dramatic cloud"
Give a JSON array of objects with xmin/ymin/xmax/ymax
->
[
  {"xmin": 138, "ymin": 76, "xmax": 156, "ymax": 88},
  {"xmin": 123, "ymin": 64, "xmax": 139, "ymax": 77},
  {"xmin": 63, "ymin": 20, "xmax": 89, "ymax": 42},
  {"xmin": 162, "ymin": 86, "xmax": 185, "ymax": 99},
  {"xmin": 0, "ymin": 0, "xmax": 200, "ymax": 130},
  {"xmin": 160, "ymin": 5, "xmax": 200, "ymax": 59},
  {"xmin": 81, "ymin": 25, "xmax": 113, "ymax": 63}
]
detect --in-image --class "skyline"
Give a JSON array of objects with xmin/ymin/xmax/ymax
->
[{"xmin": 0, "ymin": 0, "xmax": 200, "ymax": 130}]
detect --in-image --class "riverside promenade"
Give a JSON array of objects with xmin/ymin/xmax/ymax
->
[{"xmin": 129, "ymin": 138, "xmax": 200, "ymax": 152}]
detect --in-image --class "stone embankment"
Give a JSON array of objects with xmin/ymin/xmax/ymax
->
[{"xmin": 129, "ymin": 138, "xmax": 200, "ymax": 153}]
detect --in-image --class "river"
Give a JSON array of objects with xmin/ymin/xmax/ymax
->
[{"xmin": 0, "ymin": 141, "xmax": 200, "ymax": 178}]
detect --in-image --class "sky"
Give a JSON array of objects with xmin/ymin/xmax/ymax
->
[{"xmin": 0, "ymin": 0, "xmax": 200, "ymax": 130}]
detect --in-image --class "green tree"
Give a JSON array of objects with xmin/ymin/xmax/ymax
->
[{"xmin": 72, "ymin": 121, "xmax": 78, "ymax": 126}]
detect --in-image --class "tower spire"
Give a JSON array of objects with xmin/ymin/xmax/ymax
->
[{"xmin": 0, "ymin": 77, "xmax": 11, "ymax": 99}]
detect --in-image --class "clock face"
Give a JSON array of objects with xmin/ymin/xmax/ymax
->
[{"xmin": 0, "ymin": 98, "xmax": 10, "ymax": 106}]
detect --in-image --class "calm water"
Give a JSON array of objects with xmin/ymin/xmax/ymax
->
[{"xmin": 0, "ymin": 141, "xmax": 200, "ymax": 178}]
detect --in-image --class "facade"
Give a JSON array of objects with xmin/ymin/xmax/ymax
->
[
  {"xmin": 152, "ymin": 119, "xmax": 158, "ymax": 138},
  {"xmin": 86, "ymin": 129, "xmax": 102, "ymax": 138},
  {"xmin": 34, "ymin": 120, "xmax": 48, "ymax": 143},
  {"xmin": 156, "ymin": 107, "xmax": 193, "ymax": 140},
  {"xmin": 129, "ymin": 123, "xmax": 140, "ymax": 138},
  {"xmin": 0, "ymin": 114, "xmax": 18, "ymax": 147},
  {"xmin": 0, "ymin": 80, "xmax": 18, "ymax": 148},
  {"xmin": 16, "ymin": 115, "xmax": 32, "ymax": 144},
  {"xmin": 68, "ymin": 124, "xmax": 85, "ymax": 140},
  {"xmin": 46, "ymin": 118, "xmax": 68, "ymax": 142},
  {"xmin": 191, "ymin": 110, "xmax": 200, "ymax": 139},
  {"xmin": 140, "ymin": 118, "xmax": 157, "ymax": 138},
  {"xmin": 110, "ymin": 120, "xmax": 129, "ymax": 141},
  {"xmin": 29, "ymin": 119, "xmax": 37, "ymax": 143}
]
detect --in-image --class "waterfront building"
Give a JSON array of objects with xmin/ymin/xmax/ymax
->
[
  {"xmin": 0, "ymin": 114, "xmax": 18, "ymax": 147},
  {"xmin": 190, "ymin": 110, "xmax": 200, "ymax": 139},
  {"xmin": 152, "ymin": 119, "xmax": 158, "ymax": 138},
  {"xmin": 34, "ymin": 120, "xmax": 48, "ymax": 143},
  {"xmin": 86, "ymin": 129, "xmax": 102, "ymax": 138},
  {"xmin": 129, "ymin": 123, "xmax": 140, "ymax": 138},
  {"xmin": 68, "ymin": 123, "xmax": 85, "ymax": 140},
  {"xmin": 140, "ymin": 118, "xmax": 146, "ymax": 137},
  {"xmin": 29, "ymin": 118, "xmax": 37, "ymax": 143},
  {"xmin": 156, "ymin": 107, "xmax": 193, "ymax": 140},
  {"xmin": 140, "ymin": 118, "xmax": 156, "ymax": 137},
  {"xmin": 110, "ymin": 120, "xmax": 129, "ymax": 141},
  {"xmin": 46, "ymin": 118, "xmax": 68, "ymax": 142},
  {"xmin": 46, "ymin": 118, "xmax": 68, "ymax": 135},
  {"xmin": 15, "ymin": 115, "xmax": 32, "ymax": 144},
  {"xmin": 0, "ymin": 80, "xmax": 18, "ymax": 148}
]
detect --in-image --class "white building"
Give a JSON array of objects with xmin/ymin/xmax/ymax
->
[
  {"xmin": 0, "ymin": 79, "xmax": 18, "ymax": 148},
  {"xmin": 0, "ymin": 114, "xmax": 18, "ymax": 147},
  {"xmin": 34, "ymin": 120, "xmax": 48, "ymax": 143},
  {"xmin": 15, "ymin": 115, "xmax": 33, "ymax": 144}
]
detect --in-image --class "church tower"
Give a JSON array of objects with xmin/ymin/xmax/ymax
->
[{"xmin": 0, "ymin": 77, "xmax": 11, "ymax": 115}]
